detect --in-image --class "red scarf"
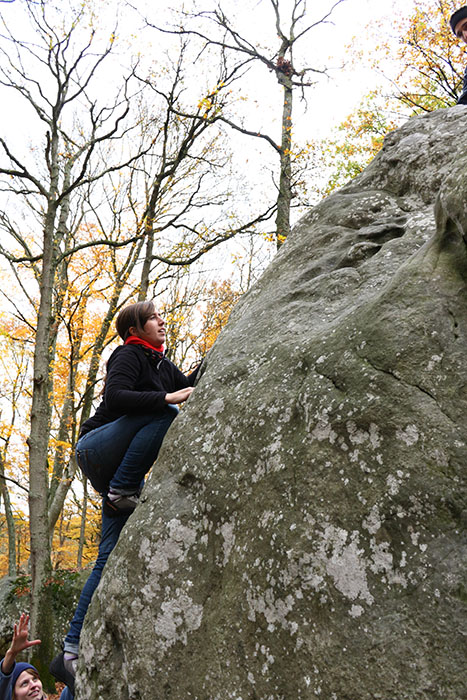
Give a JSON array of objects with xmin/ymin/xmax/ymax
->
[{"xmin": 124, "ymin": 335, "xmax": 164, "ymax": 354}]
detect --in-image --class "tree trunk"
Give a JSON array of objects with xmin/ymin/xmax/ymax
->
[
  {"xmin": 0, "ymin": 454, "xmax": 17, "ymax": 576},
  {"xmin": 275, "ymin": 76, "xmax": 293, "ymax": 248},
  {"xmin": 139, "ymin": 227, "xmax": 154, "ymax": 301},
  {"xmin": 77, "ymin": 477, "xmax": 88, "ymax": 570},
  {"xmin": 28, "ymin": 197, "xmax": 58, "ymax": 686}
]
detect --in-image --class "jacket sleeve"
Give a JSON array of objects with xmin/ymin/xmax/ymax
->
[
  {"xmin": 104, "ymin": 347, "xmax": 168, "ymax": 414},
  {"xmin": 186, "ymin": 358, "xmax": 204, "ymax": 386},
  {"xmin": 167, "ymin": 355, "xmax": 205, "ymax": 389},
  {"xmin": 0, "ymin": 659, "xmax": 14, "ymax": 700},
  {"xmin": 457, "ymin": 65, "xmax": 467, "ymax": 104}
]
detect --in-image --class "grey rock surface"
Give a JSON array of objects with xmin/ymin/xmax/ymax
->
[{"xmin": 78, "ymin": 107, "xmax": 467, "ymax": 700}]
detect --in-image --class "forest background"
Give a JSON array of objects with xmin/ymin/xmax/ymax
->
[{"xmin": 0, "ymin": 0, "xmax": 464, "ymax": 678}]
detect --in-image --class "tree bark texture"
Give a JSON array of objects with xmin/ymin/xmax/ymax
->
[{"xmin": 276, "ymin": 76, "xmax": 293, "ymax": 248}]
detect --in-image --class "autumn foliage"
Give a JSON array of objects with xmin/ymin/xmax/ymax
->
[{"xmin": 319, "ymin": 0, "xmax": 466, "ymax": 195}]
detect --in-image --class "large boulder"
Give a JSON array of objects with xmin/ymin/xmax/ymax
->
[{"xmin": 78, "ymin": 107, "xmax": 467, "ymax": 699}]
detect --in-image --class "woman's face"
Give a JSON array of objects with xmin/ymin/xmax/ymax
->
[
  {"xmin": 132, "ymin": 309, "xmax": 166, "ymax": 347},
  {"xmin": 14, "ymin": 670, "xmax": 43, "ymax": 699}
]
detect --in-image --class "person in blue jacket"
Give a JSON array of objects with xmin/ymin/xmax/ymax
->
[
  {"xmin": 50, "ymin": 300, "xmax": 200, "ymax": 694},
  {"xmin": 450, "ymin": 6, "xmax": 467, "ymax": 104},
  {"xmin": 0, "ymin": 614, "xmax": 72, "ymax": 700}
]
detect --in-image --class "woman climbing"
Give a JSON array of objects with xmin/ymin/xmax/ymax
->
[{"xmin": 50, "ymin": 300, "xmax": 201, "ymax": 694}]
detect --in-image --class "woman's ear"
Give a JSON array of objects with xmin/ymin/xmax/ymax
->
[{"xmin": 128, "ymin": 326, "xmax": 137, "ymax": 337}]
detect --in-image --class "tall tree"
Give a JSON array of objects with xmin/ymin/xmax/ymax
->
[
  {"xmin": 151, "ymin": 0, "xmax": 347, "ymax": 247},
  {"xmin": 0, "ymin": 0, "xmax": 145, "ymax": 678}
]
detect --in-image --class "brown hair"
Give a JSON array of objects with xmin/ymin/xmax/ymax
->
[{"xmin": 115, "ymin": 300, "xmax": 155, "ymax": 341}]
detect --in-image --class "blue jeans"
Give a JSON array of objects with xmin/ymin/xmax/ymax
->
[
  {"xmin": 64, "ymin": 408, "xmax": 178, "ymax": 652},
  {"xmin": 64, "ymin": 506, "xmax": 129, "ymax": 653},
  {"xmin": 75, "ymin": 407, "xmax": 178, "ymax": 495}
]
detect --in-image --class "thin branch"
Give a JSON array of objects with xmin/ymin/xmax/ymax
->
[{"xmin": 0, "ymin": 474, "xmax": 29, "ymax": 493}]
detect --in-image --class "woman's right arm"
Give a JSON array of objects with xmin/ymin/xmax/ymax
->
[
  {"xmin": 1, "ymin": 614, "xmax": 41, "ymax": 675},
  {"xmin": 105, "ymin": 346, "xmax": 196, "ymax": 411},
  {"xmin": 0, "ymin": 614, "xmax": 41, "ymax": 700}
]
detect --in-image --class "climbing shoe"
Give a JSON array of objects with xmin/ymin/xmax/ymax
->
[
  {"xmin": 50, "ymin": 651, "xmax": 76, "ymax": 695},
  {"xmin": 103, "ymin": 492, "xmax": 139, "ymax": 517}
]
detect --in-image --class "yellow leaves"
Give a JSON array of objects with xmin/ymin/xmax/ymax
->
[
  {"xmin": 195, "ymin": 278, "xmax": 241, "ymax": 357},
  {"xmin": 0, "ymin": 421, "xmax": 15, "ymax": 443},
  {"xmin": 0, "ymin": 498, "xmax": 100, "ymax": 576},
  {"xmin": 316, "ymin": 90, "xmax": 400, "ymax": 197},
  {"xmin": 197, "ymin": 80, "xmax": 227, "ymax": 118},
  {"xmin": 0, "ymin": 512, "xmax": 29, "ymax": 577},
  {"xmin": 50, "ymin": 505, "xmax": 99, "ymax": 570},
  {"xmin": 49, "ymin": 437, "xmax": 73, "ymax": 452},
  {"xmin": 198, "ymin": 96, "xmax": 213, "ymax": 113},
  {"xmin": 361, "ymin": 0, "xmax": 464, "ymax": 111}
]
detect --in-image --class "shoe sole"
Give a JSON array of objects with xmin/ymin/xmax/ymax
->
[{"xmin": 103, "ymin": 499, "xmax": 137, "ymax": 518}]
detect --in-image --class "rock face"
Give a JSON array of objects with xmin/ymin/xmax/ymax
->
[{"xmin": 78, "ymin": 108, "xmax": 466, "ymax": 699}]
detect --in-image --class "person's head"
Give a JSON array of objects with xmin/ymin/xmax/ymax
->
[
  {"xmin": 116, "ymin": 300, "xmax": 165, "ymax": 346},
  {"xmin": 450, "ymin": 6, "xmax": 467, "ymax": 43},
  {"xmin": 12, "ymin": 666, "xmax": 45, "ymax": 700},
  {"xmin": 116, "ymin": 300, "xmax": 157, "ymax": 341}
]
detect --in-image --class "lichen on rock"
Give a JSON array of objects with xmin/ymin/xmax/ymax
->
[{"xmin": 78, "ymin": 107, "xmax": 467, "ymax": 700}]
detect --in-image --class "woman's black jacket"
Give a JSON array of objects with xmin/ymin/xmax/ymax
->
[{"xmin": 80, "ymin": 344, "xmax": 199, "ymax": 437}]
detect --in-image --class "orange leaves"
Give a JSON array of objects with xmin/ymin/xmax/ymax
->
[
  {"xmin": 197, "ymin": 81, "xmax": 226, "ymax": 119},
  {"xmin": 195, "ymin": 278, "xmax": 240, "ymax": 357}
]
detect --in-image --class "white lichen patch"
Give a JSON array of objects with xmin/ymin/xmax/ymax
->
[
  {"xmin": 362, "ymin": 505, "xmax": 382, "ymax": 535},
  {"xmin": 154, "ymin": 592, "xmax": 203, "ymax": 652},
  {"xmin": 138, "ymin": 518, "xmax": 198, "ymax": 575},
  {"xmin": 240, "ymin": 523, "xmax": 385, "ymax": 631},
  {"xmin": 140, "ymin": 583, "xmax": 159, "ymax": 603},
  {"xmin": 311, "ymin": 411, "xmax": 338, "ymax": 444},
  {"xmin": 320, "ymin": 527, "xmax": 374, "ymax": 604},
  {"xmin": 220, "ymin": 519, "xmax": 236, "ymax": 566},
  {"xmin": 396, "ymin": 424, "xmax": 419, "ymax": 446},
  {"xmin": 202, "ymin": 432, "xmax": 215, "ymax": 453},
  {"xmin": 246, "ymin": 584, "xmax": 297, "ymax": 633},
  {"xmin": 206, "ymin": 397, "xmax": 225, "ymax": 420},
  {"xmin": 349, "ymin": 604, "xmax": 364, "ymax": 617},
  {"xmin": 386, "ymin": 473, "xmax": 402, "ymax": 495},
  {"xmin": 426, "ymin": 354, "xmax": 442, "ymax": 371},
  {"xmin": 292, "ymin": 504, "xmax": 418, "ymax": 614},
  {"xmin": 251, "ymin": 440, "xmax": 287, "ymax": 483},
  {"xmin": 346, "ymin": 421, "xmax": 382, "ymax": 449}
]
